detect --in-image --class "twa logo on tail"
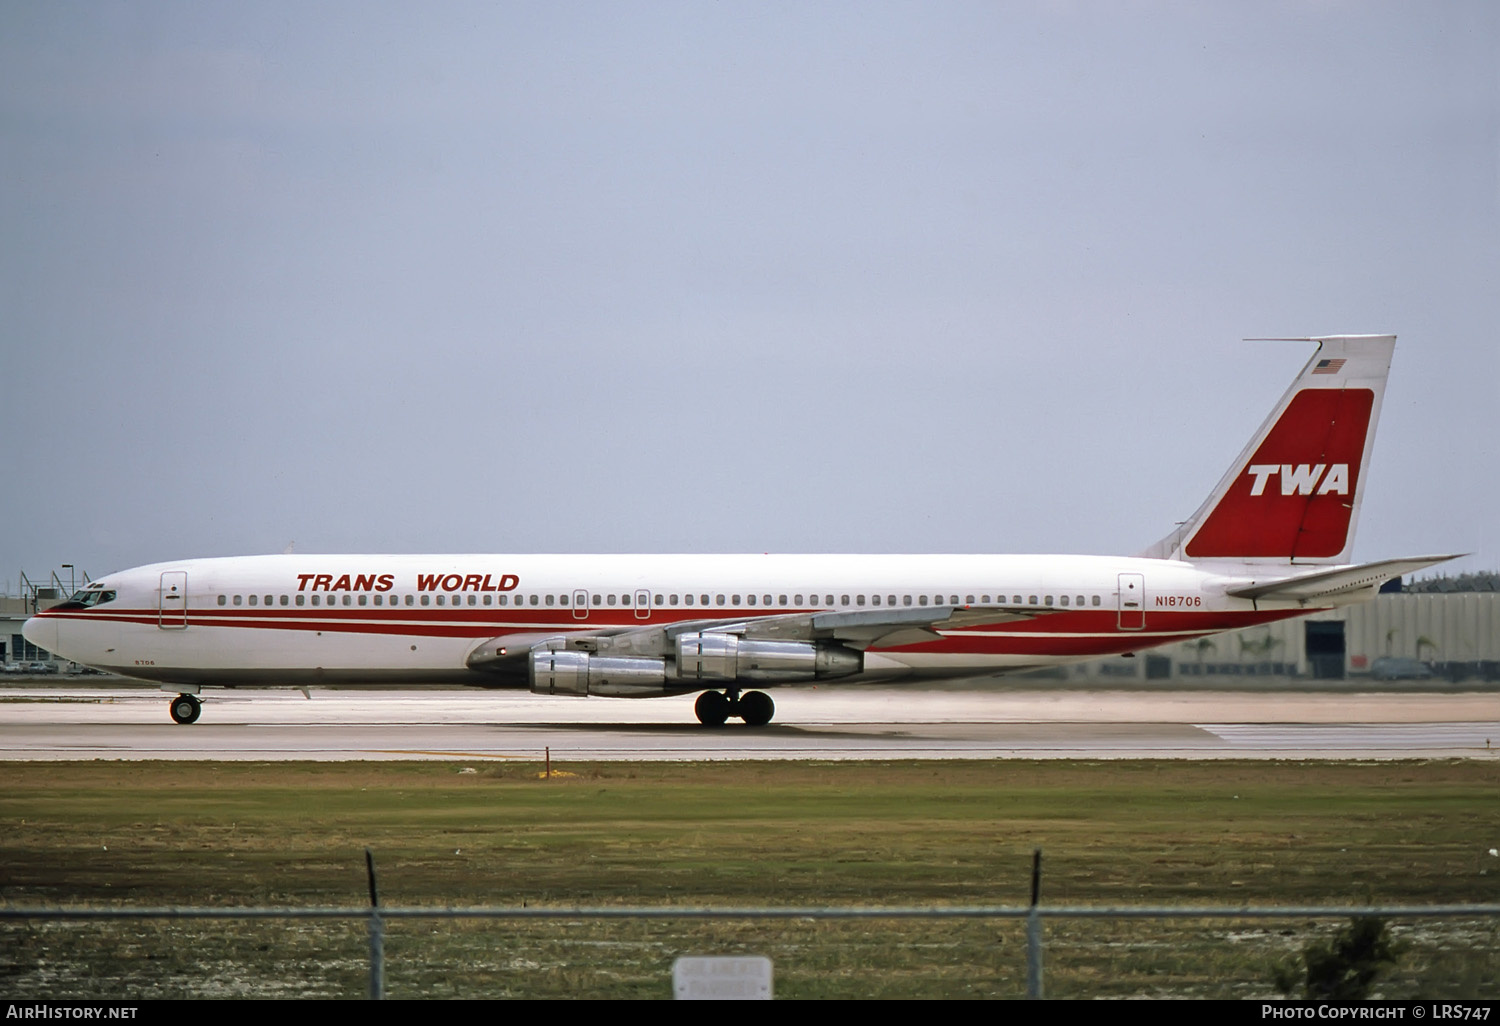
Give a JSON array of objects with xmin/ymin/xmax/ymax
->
[
  {"xmin": 1142, "ymin": 334, "xmax": 1396, "ymax": 565},
  {"xmin": 1185, "ymin": 386, "xmax": 1374, "ymax": 559},
  {"xmin": 1245, "ymin": 463, "xmax": 1349, "ymax": 496}
]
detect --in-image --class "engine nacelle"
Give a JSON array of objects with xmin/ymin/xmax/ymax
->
[
  {"xmin": 529, "ymin": 649, "xmax": 695, "ymax": 698},
  {"xmin": 675, "ymin": 633, "xmax": 862, "ymax": 683}
]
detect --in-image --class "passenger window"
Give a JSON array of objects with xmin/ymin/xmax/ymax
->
[
  {"xmin": 1076, "ymin": 596, "xmax": 1085, "ymax": 606},
  {"xmin": 622, "ymin": 594, "xmax": 631, "ymax": 606},
  {"xmin": 684, "ymin": 594, "xmax": 694, "ymax": 605},
  {"xmin": 560, "ymin": 594, "xmax": 568, "ymax": 606},
  {"xmin": 764, "ymin": 594, "xmax": 772, "ymax": 606},
  {"xmin": 670, "ymin": 594, "xmax": 679, "ymax": 605},
  {"xmin": 841, "ymin": 595, "xmax": 850, "ymax": 606},
  {"xmin": 217, "ymin": 595, "xmax": 226, "ymax": 606},
  {"xmin": 716, "ymin": 595, "xmax": 726, "ymax": 606},
  {"xmin": 778, "ymin": 595, "xmax": 787, "ymax": 606},
  {"xmin": 498, "ymin": 595, "xmax": 508, "ymax": 606},
  {"xmin": 702, "ymin": 595, "xmax": 710, "ymax": 605},
  {"xmin": 359, "ymin": 595, "xmax": 368, "ymax": 606},
  {"xmin": 731, "ymin": 595, "xmax": 740, "ymax": 605},
  {"xmin": 918, "ymin": 595, "xmax": 928, "ymax": 606},
  {"xmin": 747, "ymin": 594, "xmax": 756, "ymax": 606},
  {"xmin": 871, "ymin": 595, "xmax": 880, "ymax": 606},
  {"xmin": 468, "ymin": 595, "xmax": 477, "ymax": 606},
  {"xmin": 1092, "ymin": 595, "xmax": 1101, "ymax": 606},
  {"xmin": 436, "ymin": 595, "xmax": 445, "ymax": 606},
  {"xmin": 655, "ymin": 594, "xmax": 665, "ymax": 605},
  {"xmin": 1060, "ymin": 595, "xmax": 1069, "ymax": 606},
  {"xmin": 264, "ymin": 595, "xmax": 272, "ymax": 606},
  {"xmin": 295, "ymin": 595, "xmax": 305, "ymax": 606},
  {"xmin": 233, "ymin": 595, "xmax": 243, "ymax": 606},
  {"xmin": 421, "ymin": 595, "xmax": 430, "ymax": 606},
  {"xmin": 1029, "ymin": 596, "xmax": 1038, "ymax": 605},
  {"xmin": 903, "ymin": 595, "xmax": 912, "ymax": 606},
  {"xmin": 482, "ymin": 594, "xmax": 491, "ymax": 606},
  {"xmin": 981, "ymin": 595, "xmax": 990, "ymax": 603},
  {"xmin": 966, "ymin": 595, "xmax": 975, "ymax": 604},
  {"xmin": 1045, "ymin": 595, "xmax": 1054, "ymax": 606},
  {"xmin": 248, "ymin": 595, "xmax": 257, "ymax": 606},
  {"xmin": 857, "ymin": 595, "xmax": 865, "ymax": 606}
]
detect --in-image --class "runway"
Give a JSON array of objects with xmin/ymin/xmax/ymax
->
[{"xmin": 1, "ymin": 683, "xmax": 1496, "ymax": 761}]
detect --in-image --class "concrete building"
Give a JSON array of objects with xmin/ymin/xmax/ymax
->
[
  {"xmin": 1072, "ymin": 589, "xmax": 1500, "ymax": 683},
  {"xmin": 2, "ymin": 570, "xmax": 72, "ymax": 668}
]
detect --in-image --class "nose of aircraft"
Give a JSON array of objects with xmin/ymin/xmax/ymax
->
[{"xmin": 22, "ymin": 614, "xmax": 57, "ymax": 656}]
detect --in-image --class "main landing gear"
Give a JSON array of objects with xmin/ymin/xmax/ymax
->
[
  {"xmin": 694, "ymin": 689, "xmax": 775, "ymax": 727},
  {"xmin": 169, "ymin": 693, "xmax": 202, "ymax": 724}
]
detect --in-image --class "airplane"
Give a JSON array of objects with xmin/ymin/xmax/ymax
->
[{"xmin": 24, "ymin": 334, "xmax": 1458, "ymax": 727}]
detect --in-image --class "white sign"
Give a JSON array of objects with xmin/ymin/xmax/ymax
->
[{"xmin": 672, "ymin": 956, "xmax": 773, "ymax": 1000}]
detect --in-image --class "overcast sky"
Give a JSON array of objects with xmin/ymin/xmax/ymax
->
[{"xmin": 2, "ymin": 1, "xmax": 1496, "ymax": 590}]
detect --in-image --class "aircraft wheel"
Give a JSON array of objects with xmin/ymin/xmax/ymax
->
[
  {"xmin": 738, "ymin": 690, "xmax": 775, "ymax": 727},
  {"xmin": 694, "ymin": 690, "xmax": 731, "ymax": 727},
  {"xmin": 169, "ymin": 694, "xmax": 201, "ymax": 725}
]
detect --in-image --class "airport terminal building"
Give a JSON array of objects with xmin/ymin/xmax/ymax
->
[{"xmin": 1071, "ymin": 586, "xmax": 1500, "ymax": 684}]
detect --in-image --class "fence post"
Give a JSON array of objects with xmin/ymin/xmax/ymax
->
[
  {"xmin": 1026, "ymin": 849, "xmax": 1043, "ymax": 999},
  {"xmin": 366, "ymin": 848, "xmax": 384, "ymax": 1000}
]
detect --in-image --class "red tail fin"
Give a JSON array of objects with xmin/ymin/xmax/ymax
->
[{"xmin": 1143, "ymin": 335, "xmax": 1395, "ymax": 565}]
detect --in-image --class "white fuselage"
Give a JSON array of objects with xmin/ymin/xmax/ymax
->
[{"xmin": 25, "ymin": 552, "xmax": 1321, "ymax": 689}]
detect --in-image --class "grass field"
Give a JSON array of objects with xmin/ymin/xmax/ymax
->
[{"xmin": 2, "ymin": 759, "xmax": 1497, "ymax": 999}]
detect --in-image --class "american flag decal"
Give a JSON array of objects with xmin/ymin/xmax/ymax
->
[{"xmin": 1312, "ymin": 358, "xmax": 1346, "ymax": 375}]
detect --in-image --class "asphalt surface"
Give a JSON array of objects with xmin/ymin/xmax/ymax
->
[{"xmin": 1, "ymin": 681, "xmax": 1496, "ymax": 761}]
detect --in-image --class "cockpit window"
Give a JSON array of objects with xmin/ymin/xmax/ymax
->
[{"xmin": 59, "ymin": 588, "xmax": 116, "ymax": 610}]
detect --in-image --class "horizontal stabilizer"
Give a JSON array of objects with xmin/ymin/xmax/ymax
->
[{"xmin": 1225, "ymin": 554, "xmax": 1464, "ymax": 603}]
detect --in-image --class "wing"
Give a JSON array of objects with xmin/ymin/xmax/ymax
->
[
  {"xmin": 731, "ymin": 604, "xmax": 1054, "ymax": 649},
  {"xmin": 466, "ymin": 604, "xmax": 1056, "ymax": 670}
]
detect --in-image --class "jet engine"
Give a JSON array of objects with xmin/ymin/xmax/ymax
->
[
  {"xmin": 674, "ymin": 632, "xmax": 862, "ymax": 683},
  {"xmin": 529, "ymin": 649, "xmax": 696, "ymax": 698},
  {"xmin": 526, "ymin": 633, "xmax": 864, "ymax": 697}
]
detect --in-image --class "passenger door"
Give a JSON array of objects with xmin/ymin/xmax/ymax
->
[
  {"xmin": 159, "ymin": 571, "xmax": 188, "ymax": 630},
  {"xmin": 1117, "ymin": 573, "xmax": 1145, "ymax": 631}
]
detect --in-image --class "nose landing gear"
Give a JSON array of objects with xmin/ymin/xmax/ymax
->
[
  {"xmin": 169, "ymin": 693, "xmax": 202, "ymax": 724},
  {"xmin": 694, "ymin": 689, "xmax": 775, "ymax": 727}
]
